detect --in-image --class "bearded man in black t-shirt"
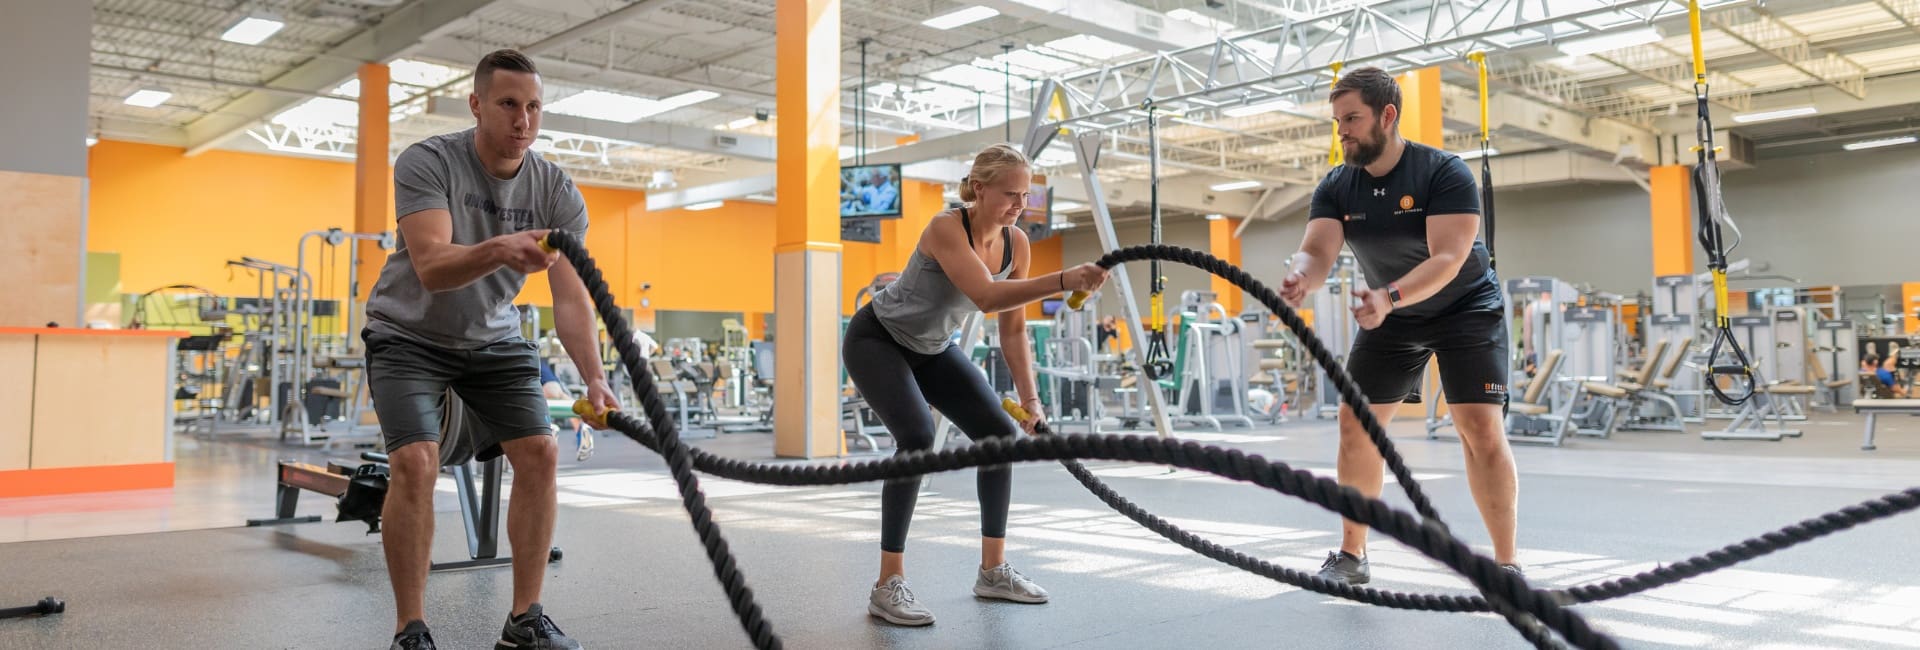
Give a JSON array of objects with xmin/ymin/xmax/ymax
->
[{"xmin": 1277, "ymin": 67, "xmax": 1521, "ymax": 584}]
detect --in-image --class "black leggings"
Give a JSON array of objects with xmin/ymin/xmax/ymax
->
[{"xmin": 843, "ymin": 306, "xmax": 1018, "ymax": 553}]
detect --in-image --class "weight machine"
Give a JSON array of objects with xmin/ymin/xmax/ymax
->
[
  {"xmin": 288, "ymin": 228, "xmax": 394, "ymax": 447},
  {"xmin": 222, "ymin": 256, "xmax": 306, "ymax": 429},
  {"xmin": 1165, "ymin": 290, "xmax": 1256, "ymax": 430},
  {"xmin": 1306, "ymin": 254, "xmax": 1362, "ymax": 420}
]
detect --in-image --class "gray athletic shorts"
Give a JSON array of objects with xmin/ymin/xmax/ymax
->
[{"xmin": 362, "ymin": 328, "xmax": 553, "ymax": 462}]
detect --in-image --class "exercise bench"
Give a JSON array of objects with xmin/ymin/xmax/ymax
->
[{"xmin": 1854, "ymin": 399, "xmax": 1920, "ymax": 451}]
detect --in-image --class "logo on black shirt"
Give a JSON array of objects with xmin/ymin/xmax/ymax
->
[
  {"xmin": 1372, "ymin": 188, "xmax": 1387, "ymax": 197},
  {"xmin": 1399, "ymin": 195, "xmax": 1414, "ymax": 210}
]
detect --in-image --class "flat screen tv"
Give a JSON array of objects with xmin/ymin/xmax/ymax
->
[
  {"xmin": 1019, "ymin": 183, "xmax": 1053, "ymax": 241},
  {"xmin": 841, "ymin": 163, "xmax": 903, "ymax": 219}
]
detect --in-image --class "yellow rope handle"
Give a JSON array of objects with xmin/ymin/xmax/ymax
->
[
  {"xmin": 1327, "ymin": 62, "xmax": 1345, "ymax": 167},
  {"xmin": 1688, "ymin": 0, "xmax": 1706, "ymax": 84},
  {"xmin": 1468, "ymin": 51, "xmax": 1490, "ymax": 144}
]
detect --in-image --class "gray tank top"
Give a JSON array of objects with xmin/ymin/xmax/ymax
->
[{"xmin": 870, "ymin": 207, "xmax": 1015, "ymax": 354}]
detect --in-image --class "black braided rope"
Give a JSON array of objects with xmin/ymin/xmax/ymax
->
[
  {"xmin": 546, "ymin": 233, "xmax": 1920, "ymax": 650},
  {"xmin": 544, "ymin": 234, "xmax": 780, "ymax": 650},
  {"xmin": 593, "ymin": 409, "xmax": 1585, "ymax": 650},
  {"xmin": 545, "ymin": 232, "xmax": 1595, "ymax": 649},
  {"xmin": 1091, "ymin": 245, "xmax": 1448, "ymax": 528}
]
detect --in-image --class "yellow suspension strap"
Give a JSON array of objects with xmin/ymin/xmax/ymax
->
[
  {"xmin": 1142, "ymin": 100, "xmax": 1173, "ymax": 380},
  {"xmin": 1686, "ymin": 0, "xmax": 1756, "ymax": 405},
  {"xmin": 1468, "ymin": 51, "xmax": 1495, "ymax": 271},
  {"xmin": 1327, "ymin": 62, "xmax": 1345, "ymax": 167}
]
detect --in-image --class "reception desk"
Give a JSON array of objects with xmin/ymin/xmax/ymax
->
[{"xmin": 0, "ymin": 327, "xmax": 184, "ymax": 497}]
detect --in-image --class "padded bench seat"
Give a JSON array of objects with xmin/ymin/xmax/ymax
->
[
  {"xmin": 1582, "ymin": 382, "xmax": 1629, "ymax": 399},
  {"xmin": 1852, "ymin": 399, "xmax": 1920, "ymax": 451}
]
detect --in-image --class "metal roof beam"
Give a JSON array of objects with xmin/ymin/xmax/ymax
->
[{"xmin": 181, "ymin": 0, "xmax": 501, "ymax": 156}]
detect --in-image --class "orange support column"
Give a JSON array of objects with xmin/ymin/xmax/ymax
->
[
  {"xmin": 1395, "ymin": 68, "xmax": 1444, "ymax": 417},
  {"xmin": 355, "ymin": 63, "xmax": 391, "ymax": 315},
  {"xmin": 1905, "ymin": 282, "xmax": 1920, "ymax": 335},
  {"xmin": 1650, "ymin": 165, "xmax": 1694, "ymax": 276},
  {"xmin": 773, "ymin": 0, "xmax": 843, "ymax": 459},
  {"xmin": 1396, "ymin": 68, "xmax": 1443, "ymax": 148},
  {"xmin": 1209, "ymin": 218, "xmax": 1243, "ymax": 315}
]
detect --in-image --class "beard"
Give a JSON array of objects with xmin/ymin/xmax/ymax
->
[{"xmin": 1344, "ymin": 122, "xmax": 1388, "ymax": 167}]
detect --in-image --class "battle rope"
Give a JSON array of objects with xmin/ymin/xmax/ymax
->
[{"xmin": 543, "ymin": 232, "xmax": 1920, "ymax": 650}]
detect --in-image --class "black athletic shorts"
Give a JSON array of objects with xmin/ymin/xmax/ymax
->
[
  {"xmin": 362, "ymin": 328, "xmax": 553, "ymax": 461},
  {"xmin": 1347, "ymin": 308, "xmax": 1510, "ymax": 405}
]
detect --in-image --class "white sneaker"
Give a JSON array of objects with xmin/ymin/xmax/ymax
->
[
  {"xmin": 973, "ymin": 563, "xmax": 1049, "ymax": 603},
  {"xmin": 869, "ymin": 575, "xmax": 934, "ymax": 626}
]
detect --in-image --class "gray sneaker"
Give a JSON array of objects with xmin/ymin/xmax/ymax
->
[
  {"xmin": 974, "ymin": 563, "xmax": 1049, "ymax": 603},
  {"xmin": 1316, "ymin": 551, "xmax": 1370, "ymax": 585},
  {"xmin": 391, "ymin": 620, "xmax": 436, "ymax": 650},
  {"xmin": 869, "ymin": 575, "xmax": 935, "ymax": 626}
]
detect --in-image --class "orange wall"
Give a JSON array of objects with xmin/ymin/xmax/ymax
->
[
  {"xmin": 88, "ymin": 140, "xmax": 366, "ymax": 299},
  {"xmin": 87, "ymin": 140, "xmax": 1061, "ymax": 343},
  {"xmin": 1905, "ymin": 282, "xmax": 1920, "ymax": 335},
  {"xmin": 625, "ymin": 200, "xmax": 776, "ymax": 318}
]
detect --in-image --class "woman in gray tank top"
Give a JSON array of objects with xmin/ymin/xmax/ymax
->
[{"xmin": 846, "ymin": 143, "xmax": 1110, "ymax": 627}]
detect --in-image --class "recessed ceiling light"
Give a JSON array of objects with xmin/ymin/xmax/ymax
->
[
  {"xmin": 922, "ymin": 6, "xmax": 998, "ymax": 30},
  {"xmin": 220, "ymin": 15, "xmax": 285, "ymax": 45},
  {"xmin": 124, "ymin": 88, "xmax": 172, "ymax": 108},
  {"xmin": 1210, "ymin": 180, "xmax": 1261, "ymax": 191}
]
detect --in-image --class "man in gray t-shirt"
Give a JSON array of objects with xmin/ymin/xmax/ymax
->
[{"xmin": 365, "ymin": 49, "xmax": 613, "ymax": 650}]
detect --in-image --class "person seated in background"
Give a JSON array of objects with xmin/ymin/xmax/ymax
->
[
  {"xmin": 1863, "ymin": 354, "xmax": 1907, "ymax": 398},
  {"xmin": 1096, "ymin": 316, "xmax": 1119, "ymax": 353}
]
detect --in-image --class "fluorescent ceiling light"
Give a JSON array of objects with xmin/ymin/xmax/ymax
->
[
  {"xmin": 1167, "ymin": 8, "xmax": 1233, "ymax": 32},
  {"xmin": 1843, "ymin": 135, "xmax": 1916, "ymax": 151},
  {"xmin": 220, "ymin": 15, "xmax": 285, "ymax": 45},
  {"xmin": 1458, "ymin": 148, "xmax": 1500, "ymax": 160},
  {"xmin": 1555, "ymin": 27, "xmax": 1661, "ymax": 56},
  {"xmin": 1223, "ymin": 98, "xmax": 1296, "ymax": 118},
  {"xmin": 1204, "ymin": 213, "xmax": 1224, "ymax": 220},
  {"xmin": 686, "ymin": 201, "xmax": 725, "ymax": 211},
  {"xmin": 124, "ymin": 88, "xmax": 172, "ymax": 108},
  {"xmin": 988, "ymin": 49, "xmax": 1077, "ymax": 75},
  {"xmin": 1051, "ymin": 221, "xmax": 1077, "ymax": 229},
  {"xmin": 1055, "ymin": 201, "xmax": 1085, "ymax": 212},
  {"xmin": 1210, "ymin": 180, "xmax": 1261, "ymax": 191},
  {"xmin": 925, "ymin": 64, "xmax": 1007, "ymax": 93},
  {"xmin": 725, "ymin": 116, "xmax": 757, "ymax": 129},
  {"xmin": 745, "ymin": 193, "xmax": 777, "ymax": 202},
  {"xmin": 548, "ymin": 89, "xmax": 719, "ymax": 122},
  {"xmin": 1043, "ymin": 35, "xmax": 1137, "ymax": 61},
  {"xmin": 86, "ymin": 137, "xmax": 98, "ymax": 147},
  {"xmin": 923, "ymin": 6, "xmax": 998, "ymax": 30},
  {"xmin": 1731, "ymin": 106, "xmax": 1817, "ymax": 123}
]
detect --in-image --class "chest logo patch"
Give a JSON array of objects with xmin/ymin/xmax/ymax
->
[
  {"xmin": 1399, "ymin": 195, "xmax": 1415, "ymax": 210},
  {"xmin": 1372, "ymin": 188, "xmax": 1387, "ymax": 197}
]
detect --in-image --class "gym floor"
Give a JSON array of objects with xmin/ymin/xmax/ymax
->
[{"xmin": 4, "ymin": 412, "xmax": 1919, "ymax": 649}]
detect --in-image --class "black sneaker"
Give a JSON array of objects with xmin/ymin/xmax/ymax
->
[
  {"xmin": 391, "ymin": 620, "xmax": 435, "ymax": 650},
  {"xmin": 1500, "ymin": 563, "xmax": 1524, "ymax": 577},
  {"xmin": 497, "ymin": 603, "xmax": 582, "ymax": 650},
  {"xmin": 1316, "ymin": 550, "xmax": 1371, "ymax": 585}
]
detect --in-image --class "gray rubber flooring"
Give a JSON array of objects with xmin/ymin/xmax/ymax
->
[{"xmin": 4, "ymin": 417, "xmax": 1920, "ymax": 649}]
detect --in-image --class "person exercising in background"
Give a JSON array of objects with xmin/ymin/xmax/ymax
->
[
  {"xmin": 1276, "ymin": 67, "xmax": 1521, "ymax": 584},
  {"xmin": 363, "ymin": 49, "xmax": 617, "ymax": 650},
  {"xmin": 846, "ymin": 143, "xmax": 1109, "ymax": 626}
]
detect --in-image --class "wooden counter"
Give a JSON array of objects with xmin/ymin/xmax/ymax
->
[{"xmin": 0, "ymin": 327, "xmax": 184, "ymax": 497}]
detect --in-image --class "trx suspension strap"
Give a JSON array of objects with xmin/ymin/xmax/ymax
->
[
  {"xmin": 1688, "ymin": 0, "xmax": 1757, "ymax": 406},
  {"xmin": 1328, "ymin": 62, "xmax": 1345, "ymax": 168},
  {"xmin": 1468, "ymin": 51, "xmax": 1495, "ymax": 271},
  {"xmin": 1142, "ymin": 100, "xmax": 1174, "ymax": 380}
]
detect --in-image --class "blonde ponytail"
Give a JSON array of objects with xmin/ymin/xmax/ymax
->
[{"xmin": 958, "ymin": 143, "xmax": 1030, "ymax": 203}]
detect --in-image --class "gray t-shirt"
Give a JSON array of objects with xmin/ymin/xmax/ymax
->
[{"xmin": 365, "ymin": 128, "xmax": 588, "ymax": 350}]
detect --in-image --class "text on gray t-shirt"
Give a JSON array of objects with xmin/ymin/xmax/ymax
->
[{"xmin": 365, "ymin": 128, "xmax": 588, "ymax": 349}]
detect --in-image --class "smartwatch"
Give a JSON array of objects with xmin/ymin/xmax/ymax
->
[{"xmin": 1387, "ymin": 283, "xmax": 1403, "ymax": 306}]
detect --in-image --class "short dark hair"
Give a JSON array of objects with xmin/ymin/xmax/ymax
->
[
  {"xmin": 474, "ymin": 49, "xmax": 538, "ymax": 95},
  {"xmin": 1330, "ymin": 66, "xmax": 1401, "ymax": 123}
]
